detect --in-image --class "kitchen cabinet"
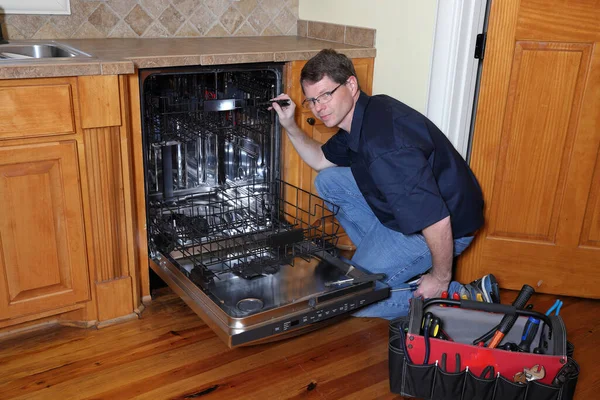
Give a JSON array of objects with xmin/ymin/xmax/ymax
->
[
  {"xmin": 0, "ymin": 76, "xmax": 141, "ymax": 332},
  {"xmin": 283, "ymin": 58, "xmax": 374, "ymax": 249}
]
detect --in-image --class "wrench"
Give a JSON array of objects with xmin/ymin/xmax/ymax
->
[
  {"xmin": 524, "ymin": 364, "xmax": 546, "ymax": 381},
  {"xmin": 513, "ymin": 372, "xmax": 528, "ymax": 384}
]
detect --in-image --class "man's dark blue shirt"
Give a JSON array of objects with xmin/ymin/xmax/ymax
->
[{"xmin": 321, "ymin": 91, "xmax": 484, "ymax": 238}]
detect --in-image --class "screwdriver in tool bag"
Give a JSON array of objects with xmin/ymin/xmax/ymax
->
[
  {"xmin": 518, "ymin": 316, "xmax": 540, "ymax": 352},
  {"xmin": 487, "ymin": 284, "xmax": 535, "ymax": 349}
]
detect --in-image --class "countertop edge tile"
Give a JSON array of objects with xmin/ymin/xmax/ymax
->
[
  {"xmin": 100, "ymin": 61, "xmax": 136, "ymax": 75},
  {"xmin": 337, "ymin": 48, "xmax": 377, "ymax": 59},
  {"xmin": 200, "ymin": 52, "xmax": 275, "ymax": 65},
  {"xmin": 0, "ymin": 63, "xmax": 103, "ymax": 80},
  {"xmin": 127, "ymin": 55, "xmax": 202, "ymax": 69},
  {"xmin": 274, "ymin": 50, "xmax": 321, "ymax": 62}
]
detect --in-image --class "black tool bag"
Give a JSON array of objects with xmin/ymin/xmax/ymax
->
[{"xmin": 388, "ymin": 298, "xmax": 580, "ymax": 400}]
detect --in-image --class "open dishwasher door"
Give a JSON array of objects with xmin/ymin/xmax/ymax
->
[{"xmin": 140, "ymin": 65, "xmax": 390, "ymax": 347}]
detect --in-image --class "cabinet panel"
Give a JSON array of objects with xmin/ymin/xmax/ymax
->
[
  {"xmin": 353, "ymin": 58, "xmax": 374, "ymax": 96},
  {"xmin": 302, "ymin": 116, "xmax": 339, "ymax": 194},
  {"xmin": 78, "ymin": 75, "xmax": 122, "ymax": 129},
  {"xmin": 0, "ymin": 83, "xmax": 75, "ymax": 139},
  {"xmin": 302, "ymin": 116, "xmax": 342, "ymax": 237},
  {"xmin": 0, "ymin": 141, "xmax": 90, "ymax": 320}
]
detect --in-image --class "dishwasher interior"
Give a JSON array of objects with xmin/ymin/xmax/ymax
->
[{"xmin": 141, "ymin": 64, "xmax": 389, "ymax": 347}]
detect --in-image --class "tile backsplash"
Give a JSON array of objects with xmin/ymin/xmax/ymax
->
[{"xmin": 0, "ymin": 0, "xmax": 299, "ymax": 39}]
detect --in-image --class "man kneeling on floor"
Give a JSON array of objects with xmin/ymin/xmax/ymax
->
[{"xmin": 271, "ymin": 49, "xmax": 495, "ymax": 319}]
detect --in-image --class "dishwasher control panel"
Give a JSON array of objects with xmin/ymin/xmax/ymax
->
[{"xmin": 232, "ymin": 286, "xmax": 390, "ymax": 346}]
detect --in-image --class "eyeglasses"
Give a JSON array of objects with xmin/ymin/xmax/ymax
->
[{"xmin": 301, "ymin": 82, "xmax": 344, "ymax": 109}]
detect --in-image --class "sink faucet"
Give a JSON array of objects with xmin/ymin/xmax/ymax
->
[{"xmin": 0, "ymin": 22, "xmax": 8, "ymax": 44}]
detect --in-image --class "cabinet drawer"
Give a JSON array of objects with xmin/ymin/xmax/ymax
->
[{"xmin": 0, "ymin": 83, "xmax": 75, "ymax": 139}]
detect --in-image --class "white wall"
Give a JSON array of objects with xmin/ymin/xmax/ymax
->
[{"xmin": 299, "ymin": 0, "xmax": 438, "ymax": 113}]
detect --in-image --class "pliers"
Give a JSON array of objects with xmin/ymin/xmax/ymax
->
[
  {"xmin": 423, "ymin": 313, "xmax": 433, "ymax": 364},
  {"xmin": 423, "ymin": 313, "xmax": 442, "ymax": 364},
  {"xmin": 480, "ymin": 365, "xmax": 496, "ymax": 379},
  {"xmin": 440, "ymin": 353, "xmax": 461, "ymax": 373},
  {"xmin": 545, "ymin": 299, "xmax": 563, "ymax": 316}
]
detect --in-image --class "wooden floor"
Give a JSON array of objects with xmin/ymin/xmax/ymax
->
[{"xmin": 0, "ymin": 288, "xmax": 598, "ymax": 400}]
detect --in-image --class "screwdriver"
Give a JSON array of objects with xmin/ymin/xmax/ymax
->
[
  {"xmin": 488, "ymin": 284, "xmax": 535, "ymax": 349},
  {"xmin": 262, "ymin": 99, "xmax": 291, "ymax": 107},
  {"xmin": 430, "ymin": 316, "xmax": 441, "ymax": 338},
  {"xmin": 421, "ymin": 313, "xmax": 442, "ymax": 337},
  {"xmin": 440, "ymin": 291, "xmax": 448, "ymax": 307},
  {"xmin": 422, "ymin": 312, "xmax": 433, "ymax": 335},
  {"xmin": 518, "ymin": 316, "xmax": 540, "ymax": 352}
]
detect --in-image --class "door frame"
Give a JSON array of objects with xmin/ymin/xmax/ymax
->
[{"xmin": 426, "ymin": 0, "xmax": 490, "ymax": 160}]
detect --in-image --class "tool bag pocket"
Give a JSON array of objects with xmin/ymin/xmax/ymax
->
[
  {"xmin": 402, "ymin": 362, "xmax": 436, "ymax": 398},
  {"xmin": 389, "ymin": 348, "xmax": 576, "ymax": 400},
  {"xmin": 431, "ymin": 369, "xmax": 466, "ymax": 400},
  {"xmin": 462, "ymin": 370, "xmax": 495, "ymax": 400}
]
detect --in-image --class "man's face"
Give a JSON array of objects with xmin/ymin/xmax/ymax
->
[{"xmin": 302, "ymin": 76, "xmax": 356, "ymax": 129}]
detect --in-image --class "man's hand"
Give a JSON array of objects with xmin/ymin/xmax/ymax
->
[
  {"xmin": 414, "ymin": 272, "xmax": 450, "ymax": 299},
  {"xmin": 270, "ymin": 93, "xmax": 296, "ymax": 131}
]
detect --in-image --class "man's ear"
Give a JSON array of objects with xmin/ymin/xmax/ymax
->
[{"xmin": 347, "ymin": 75, "xmax": 359, "ymax": 95}]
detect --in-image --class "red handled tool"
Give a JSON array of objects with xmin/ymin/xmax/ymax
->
[
  {"xmin": 440, "ymin": 291, "xmax": 448, "ymax": 307},
  {"xmin": 488, "ymin": 284, "xmax": 535, "ymax": 349}
]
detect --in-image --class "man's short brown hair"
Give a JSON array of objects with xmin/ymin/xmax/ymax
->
[{"xmin": 300, "ymin": 49, "xmax": 359, "ymax": 91}]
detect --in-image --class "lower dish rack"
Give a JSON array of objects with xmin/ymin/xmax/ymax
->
[{"xmin": 148, "ymin": 179, "xmax": 341, "ymax": 286}]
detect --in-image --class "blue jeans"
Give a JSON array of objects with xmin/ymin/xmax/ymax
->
[{"xmin": 314, "ymin": 167, "xmax": 474, "ymax": 320}]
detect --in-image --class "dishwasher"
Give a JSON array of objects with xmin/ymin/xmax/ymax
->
[{"xmin": 140, "ymin": 63, "xmax": 390, "ymax": 347}]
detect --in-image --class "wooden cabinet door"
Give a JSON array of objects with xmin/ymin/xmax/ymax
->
[
  {"xmin": 352, "ymin": 58, "xmax": 374, "ymax": 96},
  {"xmin": 0, "ymin": 141, "xmax": 90, "ymax": 319},
  {"xmin": 457, "ymin": 0, "xmax": 600, "ymax": 298},
  {"xmin": 306, "ymin": 118, "xmax": 340, "ymax": 196}
]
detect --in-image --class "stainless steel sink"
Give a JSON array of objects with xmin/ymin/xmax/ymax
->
[{"xmin": 0, "ymin": 42, "xmax": 91, "ymax": 60}]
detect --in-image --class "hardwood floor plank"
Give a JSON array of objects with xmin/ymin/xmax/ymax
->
[
  {"xmin": 0, "ymin": 295, "xmax": 203, "ymax": 380},
  {"xmin": 131, "ymin": 320, "xmax": 387, "ymax": 400},
  {"xmin": 336, "ymin": 380, "xmax": 401, "ymax": 400},
  {"xmin": 0, "ymin": 325, "xmax": 215, "ymax": 397},
  {"xmin": 5, "ymin": 336, "xmax": 232, "ymax": 400},
  {"xmin": 312, "ymin": 360, "xmax": 391, "ymax": 399}
]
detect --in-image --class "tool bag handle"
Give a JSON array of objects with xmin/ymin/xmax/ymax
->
[{"xmin": 423, "ymin": 298, "xmax": 553, "ymax": 328}]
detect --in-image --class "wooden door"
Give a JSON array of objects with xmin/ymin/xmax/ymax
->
[
  {"xmin": 457, "ymin": 0, "xmax": 600, "ymax": 298},
  {"xmin": 0, "ymin": 141, "xmax": 90, "ymax": 319}
]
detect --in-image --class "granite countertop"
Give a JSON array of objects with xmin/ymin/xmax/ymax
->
[{"xmin": 0, "ymin": 36, "xmax": 376, "ymax": 80}]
